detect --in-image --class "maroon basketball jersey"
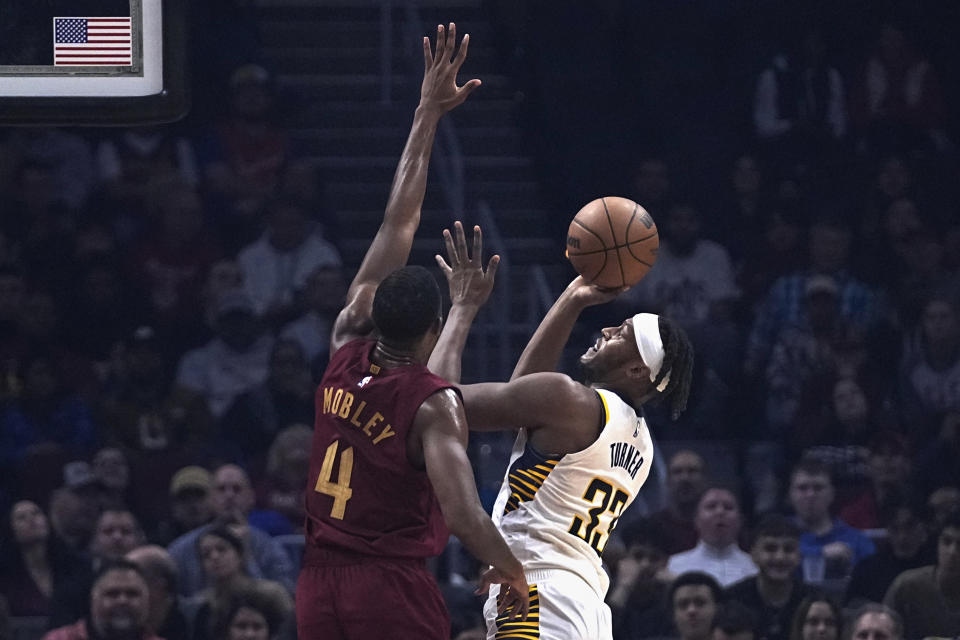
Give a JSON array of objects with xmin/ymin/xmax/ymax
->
[{"xmin": 304, "ymin": 339, "xmax": 455, "ymax": 559}]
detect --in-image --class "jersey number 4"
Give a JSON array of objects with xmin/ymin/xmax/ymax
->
[
  {"xmin": 568, "ymin": 478, "xmax": 628, "ymax": 555},
  {"xmin": 314, "ymin": 440, "xmax": 354, "ymax": 519}
]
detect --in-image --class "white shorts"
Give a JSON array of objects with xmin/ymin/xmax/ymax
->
[{"xmin": 483, "ymin": 569, "xmax": 612, "ymax": 640}]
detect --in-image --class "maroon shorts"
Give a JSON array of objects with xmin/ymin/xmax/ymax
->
[{"xmin": 296, "ymin": 546, "xmax": 450, "ymax": 640}]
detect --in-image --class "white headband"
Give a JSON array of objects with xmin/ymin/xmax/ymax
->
[{"xmin": 632, "ymin": 313, "xmax": 669, "ymax": 393}]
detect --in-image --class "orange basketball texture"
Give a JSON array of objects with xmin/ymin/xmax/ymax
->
[{"xmin": 566, "ymin": 197, "xmax": 659, "ymax": 288}]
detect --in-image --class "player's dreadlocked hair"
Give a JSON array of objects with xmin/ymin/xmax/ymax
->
[{"xmin": 653, "ymin": 316, "xmax": 694, "ymax": 421}]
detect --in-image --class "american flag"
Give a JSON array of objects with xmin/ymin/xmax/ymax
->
[{"xmin": 53, "ymin": 17, "xmax": 132, "ymax": 66}]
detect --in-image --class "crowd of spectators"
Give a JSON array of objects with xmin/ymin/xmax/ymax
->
[{"xmin": 1, "ymin": 3, "xmax": 959, "ymax": 640}]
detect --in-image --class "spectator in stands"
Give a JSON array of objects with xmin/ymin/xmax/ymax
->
[
  {"xmin": 764, "ymin": 275, "xmax": 873, "ymax": 433},
  {"xmin": 126, "ymin": 545, "xmax": 189, "ymax": 640},
  {"xmin": 915, "ymin": 414, "xmax": 960, "ymax": 504},
  {"xmin": 745, "ymin": 216, "xmax": 881, "ymax": 383},
  {"xmin": 47, "ymin": 474, "xmax": 101, "ymax": 555},
  {"xmin": 280, "ymin": 264, "xmax": 347, "ymax": 371},
  {"xmin": 202, "ymin": 63, "xmax": 293, "ymax": 225},
  {"xmin": 753, "ymin": 29, "xmax": 847, "ymax": 161},
  {"xmin": 255, "ymin": 425, "xmax": 311, "ymax": 533},
  {"xmin": 714, "ymin": 154, "xmax": 765, "ymax": 265},
  {"xmin": 92, "ymin": 448, "xmax": 133, "ymax": 513},
  {"xmin": 850, "ymin": 23, "xmax": 948, "ymax": 153},
  {"xmin": 726, "ymin": 515, "xmax": 812, "ymax": 640},
  {"xmin": 50, "ymin": 509, "xmax": 146, "ymax": 628},
  {"xmin": 788, "ymin": 459, "xmax": 875, "ymax": 582},
  {"xmin": 0, "ymin": 352, "xmax": 98, "ymax": 471},
  {"xmin": 188, "ymin": 526, "xmax": 291, "ymax": 640},
  {"xmin": 608, "ymin": 523, "xmax": 674, "ymax": 639},
  {"xmin": 630, "ymin": 156, "xmax": 672, "ymax": 219},
  {"xmin": 712, "ymin": 601, "xmax": 759, "ymax": 640},
  {"xmin": 167, "ymin": 464, "xmax": 295, "ymax": 597},
  {"xmin": 173, "ymin": 289, "xmax": 274, "ymax": 420},
  {"xmin": 845, "ymin": 500, "xmax": 931, "ymax": 607},
  {"xmin": 154, "ymin": 466, "xmax": 215, "ymax": 547},
  {"xmin": 671, "ymin": 571, "xmax": 723, "ymax": 640},
  {"xmin": 201, "ymin": 259, "xmax": 245, "ymax": 331},
  {"xmin": 928, "ymin": 486, "xmax": 960, "ymax": 530},
  {"xmin": 788, "ymin": 594, "xmax": 841, "ymax": 640},
  {"xmin": 220, "ymin": 340, "xmax": 314, "ymax": 467},
  {"xmin": 211, "ymin": 581, "xmax": 291, "ymax": 640},
  {"xmin": 883, "ymin": 509, "xmax": 960, "ymax": 639},
  {"xmin": 128, "ymin": 181, "xmax": 221, "ymax": 348},
  {"xmin": 619, "ymin": 201, "xmax": 739, "ymax": 332},
  {"xmin": 0, "ymin": 500, "xmax": 85, "ymax": 617},
  {"xmin": 6, "ymin": 128, "xmax": 95, "ymax": 210},
  {"xmin": 95, "ymin": 126, "xmax": 200, "ymax": 211},
  {"xmin": 837, "ymin": 432, "xmax": 913, "ymax": 530},
  {"xmin": 91, "ymin": 510, "xmax": 145, "ymax": 562},
  {"xmin": 64, "ymin": 255, "xmax": 142, "ymax": 365},
  {"xmin": 646, "ymin": 449, "xmax": 707, "ymax": 554},
  {"xmin": 846, "ymin": 604, "xmax": 903, "ymax": 640},
  {"xmin": 43, "ymin": 560, "xmax": 160, "ymax": 640},
  {"xmin": 898, "ymin": 294, "xmax": 960, "ymax": 441},
  {"xmin": 669, "ymin": 486, "xmax": 757, "ymax": 587},
  {"xmin": 237, "ymin": 195, "xmax": 341, "ymax": 324}
]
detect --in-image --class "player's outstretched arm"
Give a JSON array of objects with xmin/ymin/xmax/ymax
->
[
  {"xmin": 330, "ymin": 23, "xmax": 482, "ymax": 354},
  {"xmin": 414, "ymin": 390, "xmax": 529, "ymax": 620},
  {"xmin": 428, "ymin": 221, "xmax": 499, "ymax": 382},
  {"xmin": 510, "ymin": 277, "xmax": 625, "ymax": 379}
]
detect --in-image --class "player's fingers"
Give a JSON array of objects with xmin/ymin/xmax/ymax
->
[
  {"xmin": 457, "ymin": 79, "xmax": 482, "ymax": 100},
  {"xmin": 472, "ymin": 225, "xmax": 482, "ymax": 263},
  {"xmin": 433, "ymin": 24, "xmax": 445, "ymax": 63},
  {"xmin": 454, "ymin": 221, "xmax": 468, "ymax": 260},
  {"xmin": 486, "ymin": 254, "xmax": 500, "ymax": 281},
  {"xmin": 435, "ymin": 254, "xmax": 452, "ymax": 277},
  {"xmin": 447, "ymin": 23, "xmax": 456, "ymax": 61},
  {"xmin": 422, "ymin": 36, "xmax": 432, "ymax": 70},
  {"xmin": 442, "ymin": 229, "xmax": 458, "ymax": 265},
  {"xmin": 453, "ymin": 32, "xmax": 470, "ymax": 69}
]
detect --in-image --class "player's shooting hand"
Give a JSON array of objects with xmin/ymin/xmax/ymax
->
[
  {"xmin": 564, "ymin": 276, "xmax": 629, "ymax": 308},
  {"xmin": 436, "ymin": 222, "xmax": 500, "ymax": 309},
  {"xmin": 420, "ymin": 23, "xmax": 481, "ymax": 114},
  {"xmin": 476, "ymin": 566, "xmax": 530, "ymax": 621}
]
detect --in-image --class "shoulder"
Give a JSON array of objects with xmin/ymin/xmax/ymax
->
[
  {"xmin": 167, "ymin": 526, "xmax": 205, "ymax": 554},
  {"xmin": 237, "ymin": 237, "xmax": 268, "ymax": 263}
]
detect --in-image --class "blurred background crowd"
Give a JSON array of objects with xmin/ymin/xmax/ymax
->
[{"xmin": 0, "ymin": 1, "xmax": 959, "ymax": 639}]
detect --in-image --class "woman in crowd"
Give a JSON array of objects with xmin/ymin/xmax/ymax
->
[
  {"xmin": 789, "ymin": 594, "xmax": 842, "ymax": 640},
  {"xmin": 0, "ymin": 500, "xmax": 84, "ymax": 616},
  {"xmin": 188, "ymin": 526, "xmax": 291, "ymax": 640}
]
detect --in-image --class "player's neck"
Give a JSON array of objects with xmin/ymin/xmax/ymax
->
[{"xmin": 373, "ymin": 341, "xmax": 422, "ymax": 368}]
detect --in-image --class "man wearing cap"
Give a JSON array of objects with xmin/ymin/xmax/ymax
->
[
  {"xmin": 765, "ymin": 273, "xmax": 861, "ymax": 433},
  {"xmin": 166, "ymin": 464, "xmax": 295, "ymax": 596},
  {"xmin": 150, "ymin": 466, "xmax": 214, "ymax": 547},
  {"xmin": 429, "ymin": 254, "xmax": 696, "ymax": 640},
  {"xmin": 172, "ymin": 288, "xmax": 274, "ymax": 418}
]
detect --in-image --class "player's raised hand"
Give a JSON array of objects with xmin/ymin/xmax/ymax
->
[
  {"xmin": 476, "ymin": 565, "xmax": 530, "ymax": 622},
  {"xmin": 420, "ymin": 23, "xmax": 481, "ymax": 114},
  {"xmin": 436, "ymin": 221, "xmax": 500, "ymax": 309},
  {"xmin": 564, "ymin": 275, "xmax": 629, "ymax": 308}
]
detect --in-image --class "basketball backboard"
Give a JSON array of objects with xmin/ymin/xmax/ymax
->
[{"xmin": 0, "ymin": 0, "xmax": 188, "ymax": 125}]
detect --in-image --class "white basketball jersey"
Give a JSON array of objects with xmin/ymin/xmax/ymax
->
[{"xmin": 490, "ymin": 388, "xmax": 654, "ymax": 598}]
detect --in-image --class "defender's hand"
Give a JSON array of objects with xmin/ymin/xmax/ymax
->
[
  {"xmin": 476, "ymin": 566, "xmax": 530, "ymax": 622},
  {"xmin": 436, "ymin": 221, "xmax": 500, "ymax": 309},
  {"xmin": 420, "ymin": 23, "xmax": 481, "ymax": 114}
]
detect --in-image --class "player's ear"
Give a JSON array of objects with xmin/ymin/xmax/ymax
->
[{"xmin": 627, "ymin": 362, "xmax": 650, "ymax": 382}]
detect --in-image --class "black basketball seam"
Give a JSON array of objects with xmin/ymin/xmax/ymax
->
[
  {"xmin": 625, "ymin": 229, "xmax": 659, "ymax": 266},
  {"xmin": 601, "ymin": 198, "xmax": 626, "ymax": 287},
  {"xmin": 567, "ymin": 234, "xmax": 658, "ymax": 256},
  {"xmin": 570, "ymin": 218, "xmax": 610, "ymax": 282}
]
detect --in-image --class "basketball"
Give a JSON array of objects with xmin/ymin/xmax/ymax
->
[{"xmin": 565, "ymin": 197, "xmax": 659, "ymax": 288}]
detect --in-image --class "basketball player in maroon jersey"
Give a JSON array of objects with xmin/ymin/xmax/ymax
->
[{"xmin": 295, "ymin": 24, "xmax": 529, "ymax": 640}]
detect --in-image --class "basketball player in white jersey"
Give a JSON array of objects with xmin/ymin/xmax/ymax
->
[{"xmin": 429, "ymin": 223, "xmax": 695, "ymax": 640}]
